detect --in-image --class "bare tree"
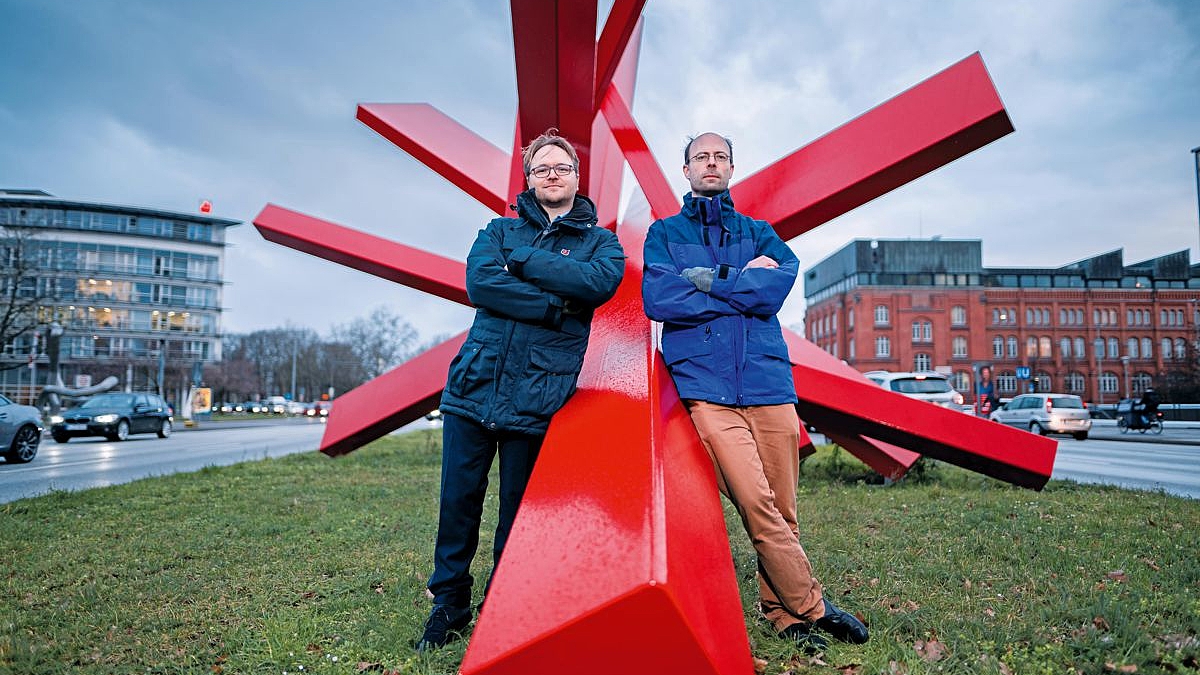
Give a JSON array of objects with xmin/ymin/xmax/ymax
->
[
  {"xmin": 0, "ymin": 225, "xmax": 52, "ymax": 372},
  {"xmin": 331, "ymin": 305, "xmax": 420, "ymax": 379}
]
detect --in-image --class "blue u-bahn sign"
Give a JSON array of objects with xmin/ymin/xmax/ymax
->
[{"xmin": 1016, "ymin": 366, "xmax": 1031, "ymax": 380}]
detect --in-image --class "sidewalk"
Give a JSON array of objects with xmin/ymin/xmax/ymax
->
[{"xmin": 1087, "ymin": 419, "xmax": 1200, "ymax": 446}]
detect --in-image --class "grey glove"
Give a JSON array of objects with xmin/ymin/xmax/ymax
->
[{"xmin": 681, "ymin": 266, "xmax": 715, "ymax": 293}]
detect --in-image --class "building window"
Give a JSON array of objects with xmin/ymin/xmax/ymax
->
[
  {"xmin": 1036, "ymin": 372, "xmax": 1052, "ymax": 391},
  {"xmin": 912, "ymin": 319, "xmax": 932, "ymax": 343},
  {"xmin": 1108, "ymin": 337, "xmax": 1119, "ymax": 359},
  {"xmin": 992, "ymin": 336, "xmax": 1004, "ymax": 358},
  {"xmin": 875, "ymin": 336, "xmax": 890, "ymax": 357},
  {"xmin": 1163, "ymin": 338, "xmax": 1173, "ymax": 359},
  {"xmin": 1127, "ymin": 338, "xmax": 1139, "ymax": 359},
  {"xmin": 1039, "ymin": 336, "xmax": 1052, "ymax": 358},
  {"xmin": 1026, "ymin": 336, "xmax": 1038, "ymax": 358},
  {"xmin": 1100, "ymin": 372, "xmax": 1119, "ymax": 394},
  {"xmin": 1175, "ymin": 338, "xmax": 1187, "ymax": 360},
  {"xmin": 997, "ymin": 371, "xmax": 1017, "ymax": 393},
  {"xmin": 953, "ymin": 336, "xmax": 968, "ymax": 358},
  {"xmin": 848, "ymin": 339, "xmax": 855, "ymax": 360},
  {"xmin": 1141, "ymin": 338, "xmax": 1152, "ymax": 359},
  {"xmin": 953, "ymin": 370, "xmax": 970, "ymax": 392},
  {"xmin": 1007, "ymin": 336, "xmax": 1018, "ymax": 358},
  {"xmin": 914, "ymin": 353, "xmax": 931, "ymax": 371},
  {"xmin": 874, "ymin": 305, "xmax": 889, "ymax": 325},
  {"xmin": 1095, "ymin": 338, "xmax": 1106, "ymax": 359},
  {"xmin": 1132, "ymin": 372, "xmax": 1153, "ymax": 395},
  {"xmin": 1065, "ymin": 371, "xmax": 1085, "ymax": 392},
  {"xmin": 1074, "ymin": 337, "xmax": 1085, "ymax": 358},
  {"xmin": 847, "ymin": 310, "xmax": 854, "ymax": 330},
  {"xmin": 951, "ymin": 305, "xmax": 966, "ymax": 326},
  {"xmin": 1060, "ymin": 338, "xmax": 1072, "ymax": 358}
]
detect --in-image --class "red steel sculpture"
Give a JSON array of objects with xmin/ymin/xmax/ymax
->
[{"xmin": 254, "ymin": 2, "xmax": 1058, "ymax": 672}]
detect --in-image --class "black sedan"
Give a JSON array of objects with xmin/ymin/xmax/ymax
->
[{"xmin": 50, "ymin": 392, "xmax": 173, "ymax": 443}]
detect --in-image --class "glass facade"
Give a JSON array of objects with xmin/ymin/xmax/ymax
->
[{"xmin": 1, "ymin": 191, "xmax": 237, "ymax": 400}]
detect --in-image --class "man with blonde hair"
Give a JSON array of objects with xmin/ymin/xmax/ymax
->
[{"xmin": 417, "ymin": 130, "xmax": 625, "ymax": 651}]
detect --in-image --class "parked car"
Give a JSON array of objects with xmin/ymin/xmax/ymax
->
[
  {"xmin": 0, "ymin": 393, "xmax": 43, "ymax": 463},
  {"xmin": 988, "ymin": 393, "xmax": 1091, "ymax": 440},
  {"xmin": 864, "ymin": 371, "xmax": 965, "ymax": 410},
  {"xmin": 50, "ymin": 392, "xmax": 173, "ymax": 443}
]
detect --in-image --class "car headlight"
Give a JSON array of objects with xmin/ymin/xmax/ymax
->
[
  {"xmin": 50, "ymin": 415, "xmax": 64, "ymax": 424},
  {"xmin": 93, "ymin": 414, "xmax": 119, "ymax": 424}
]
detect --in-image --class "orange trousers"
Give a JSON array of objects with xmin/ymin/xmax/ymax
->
[{"xmin": 686, "ymin": 401, "xmax": 826, "ymax": 631}]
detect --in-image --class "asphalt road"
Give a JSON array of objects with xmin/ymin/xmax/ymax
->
[
  {"xmin": 4, "ymin": 417, "xmax": 1197, "ymax": 504},
  {"xmin": 0, "ymin": 418, "xmax": 327, "ymax": 504}
]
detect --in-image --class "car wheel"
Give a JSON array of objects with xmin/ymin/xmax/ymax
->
[
  {"xmin": 4, "ymin": 425, "xmax": 40, "ymax": 463},
  {"xmin": 157, "ymin": 418, "xmax": 172, "ymax": 438},
  {"xmin": 108, "ymin": 419, "xmax": 130, "ymax": 442},
  {"xmin": 1030, "ymin": 422, "xmax": 1046, "ymax": 436},
  {"xmin": 1073, "ymin": 432, "xmax": 1088, "ymax": 441},
  {"xmin": 52, "ymin": 431, "xmax": 70, "ymax": 444}
]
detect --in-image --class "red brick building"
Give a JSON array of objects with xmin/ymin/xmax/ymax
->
[{"xmin": 803, "ymin": 239, "xmax": 1200, "ymax": 404}]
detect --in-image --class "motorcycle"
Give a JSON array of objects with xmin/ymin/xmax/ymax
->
[{"xmin": 1116, "ymin": 398, "xmax": 1164, "ymax": 435}]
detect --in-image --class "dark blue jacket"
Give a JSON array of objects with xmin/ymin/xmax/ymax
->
[
  {"xmin": 642, "ymin": 191, "xmax": 798, "ymax": 406},
  {"xmin": 440, "ymin": 190, "xmax": 625, "ymax": 433}
]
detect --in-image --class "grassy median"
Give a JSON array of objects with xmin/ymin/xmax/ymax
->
[{"xmin": 2, "ymin": 431, "xmax": 1198, "ymax": 674}]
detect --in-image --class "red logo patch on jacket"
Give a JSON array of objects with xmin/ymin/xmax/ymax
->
[{"xmin": 560, "ymin": 249, "xmax": 571, "ymax": 256}]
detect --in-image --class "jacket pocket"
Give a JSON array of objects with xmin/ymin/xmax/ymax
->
[
  {"xmin": 513, "ymin": 345, "xmax": 584, "ymax": 418},
  {"xmin": 446, "ymin": 340, "xmax": 495, "ymax": 404}
]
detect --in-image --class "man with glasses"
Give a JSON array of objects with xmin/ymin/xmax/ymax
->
[
  {"xmin": 642, "ymin": 132, "xmax": 869, "ymax": 653},
  {"xmin": 417, "ymin": 130, "xmax": 625, "ymax": 651}
]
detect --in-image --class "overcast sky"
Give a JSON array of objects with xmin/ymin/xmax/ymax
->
[{"xmin": 2, "ymin": 0, "xmax": 1198, "ymax": 343}]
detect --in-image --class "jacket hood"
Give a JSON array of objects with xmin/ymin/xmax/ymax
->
[{"xmin": 515, "ymin": 190, "xmax": 598, "ymax": 231}]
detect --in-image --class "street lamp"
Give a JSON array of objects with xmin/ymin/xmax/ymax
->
[
  {"xmin": 1192, "ymin": 146, "xmax": 1200, "ymax": 257},
  {"xmin": 1121, "ymin": 355, "xmax": 1130, "ymax": 400}
]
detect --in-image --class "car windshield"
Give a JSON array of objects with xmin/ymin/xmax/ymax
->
[
  {"xmin": 81, "ymin": 394, "xmax": 135, "ymax": 408},
  {"xmin": 890, "ymin": 377, "xmax": 952, "ymax": 394},
  {"xmin": 1050, "ymin": 397, "xmax": 1083, "ymax": 409}
]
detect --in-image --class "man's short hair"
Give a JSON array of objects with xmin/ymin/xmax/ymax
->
[
  {"xmin": 522, "ymin": 129, "xmax": 580, "ymax": 175},
  {"xmin": 683, "ymin": 133, "xmax": 734, "ymax": 165}
]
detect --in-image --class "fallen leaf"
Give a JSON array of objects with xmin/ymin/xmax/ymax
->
[
  {"xmin": 753, "ymin": 657, "xmax": 768, "ymax": 674},
  {"xmin": 1106, "ymin": 570, "xmax": 1128, "ymax": 583},
  {"xmin": 1141, "ymin": 558, "xmax": 1160, "ymax": 571},
  {"xmin": 211, "ymin": 667, "xmax": 223, "ymax": 675},
  {"xmin": 355, "ymin": 663, "xmax": 382, "ymax": 672},
  {"xmin": 306, "ymin": 643, "xmax": 323, "ymax": 655},
  {"xmin": 1093, "ymin": 616, "xmax": 1110, "ymax": 631},
  {"xmin": 963, "ymin": 579, "xmax": 973, "ymax": 590},
  {"xmin": 887, "ymin": 660, "xmax": 908, "ymax": 674},
  {"xmin": 1104, "ymin": 662, "xmax": 1137, "ymax": 673},
  {"xmin": 869, "ymin": 578, "xmax": 879, "ymax": 587},
  {"xmin": 914, "ymin": 639, "xmax": 947, "ymax": 662},
  {"xmin": 837, "ymin": 664, "xmax": 862, "ymax": 674},
  {"xmin": 984, "ymin": 608, "xmax": 995, "ymax": 618},
  {"xmin": 999, "ymin": 662, "xmax": 1014, "ymax": 675}
]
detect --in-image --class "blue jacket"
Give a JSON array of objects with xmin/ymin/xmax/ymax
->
[
  {"xmin": 642, "ymin": 191, "xmax": 798, "ymax": 406},
  {"xmin": 440, "ymin": 190, "xmax": 625, "ymax": 433}
]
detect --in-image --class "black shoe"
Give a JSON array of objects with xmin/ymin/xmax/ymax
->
[
  {"xmin": 813, "ymin": 598, "xmax": 869, "ymax": 644},
  {"xmin": 414, "ymin": 604, "xmax": 472, "ymax": 652},
  {"xmin": 778, "ymin": 622, "xmax": 829, "ymax": 654}
]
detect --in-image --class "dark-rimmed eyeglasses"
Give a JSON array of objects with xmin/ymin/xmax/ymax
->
[
  {"xmin": 529, "ymin": 164, "xmax": 576, "ymax": 179},
  {"xmin": 689, "ymin": 152, "xmax": 730, "ymax": 165}
]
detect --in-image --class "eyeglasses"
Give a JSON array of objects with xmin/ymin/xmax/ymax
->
[
  {"xmin": 689, "ymin": 152, "xmax": 730, "ymax": 165},
  {"xmin": 529, "ymin": 164, "xmax": 576, "ymax": 179}
]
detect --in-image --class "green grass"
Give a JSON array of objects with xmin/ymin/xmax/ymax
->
[{"xmin": 1, "ymin": 434, "xmax": 1197, "ymax": 674}]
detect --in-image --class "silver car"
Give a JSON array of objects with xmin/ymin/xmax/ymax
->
[
  {"xmin": 0, "ymin": 393, "xmax": 44, "ymax": 463},
  {"xmin": 864, "ymin": 371, "xmax": 965, "ymax": 410},
  {"xmin": 989, "ymin": 393, "xmax": 1091, "ymax": 440}
]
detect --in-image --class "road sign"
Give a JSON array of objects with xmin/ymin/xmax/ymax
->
[{"xmin": 1016, "ymin": 366, "xmax": 1031, "ymax": 379}]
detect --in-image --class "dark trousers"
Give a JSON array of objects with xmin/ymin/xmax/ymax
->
[{"xmin": 428, "ymin": 412, "xmax": 543, "ymax": 608}]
